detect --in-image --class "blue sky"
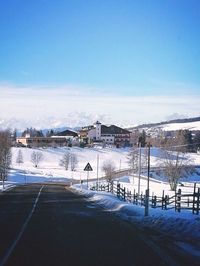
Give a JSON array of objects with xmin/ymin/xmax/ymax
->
[{"xmin": 0, "ymin": 0, "xmax": 199, "ymax": 127}]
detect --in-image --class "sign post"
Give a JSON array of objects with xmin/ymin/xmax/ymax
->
[{"xmin": 84, "ymin": 162, "xmax": 93, "ymax": 189}]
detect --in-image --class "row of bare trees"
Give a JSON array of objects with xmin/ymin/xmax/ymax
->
[
  {"xmin": 16, "ymin": 150, "xmax": 79, "ymax": 170},
  {"xmin": 16, "ymin": 150, "xmax": 44, "ymax": 168},
  {"xmin": 126, "ymin": 141, "xmax": 196, "ymax": 191},
  {"xmin": 59, "ymin": 152, "xmax": 78, "ymax": 171}
]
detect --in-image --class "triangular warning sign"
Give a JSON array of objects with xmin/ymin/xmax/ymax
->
[{"xmin": 84, "ymin": 162, "xmax": 93, "ymax": 171}]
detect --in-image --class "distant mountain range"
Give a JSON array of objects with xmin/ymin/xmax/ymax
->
[
  {"xmin": 0, "ymin": 115, "xmax": 200, "ymax": 133},
  {"xmin": 0, "ymin": 113, "xmax": 106, "ymax": 132}
]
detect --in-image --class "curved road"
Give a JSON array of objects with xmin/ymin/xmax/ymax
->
[{"xmin": 0, "ymin": 184, "xmax": 198, "ymax": 266}]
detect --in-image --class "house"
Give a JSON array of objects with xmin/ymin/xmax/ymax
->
[
  {"xmin": 55, "ymin": 129, "xmax": 78, "ymax": 146},
  {"xmin": 16, "ymin": 134, "xmax": 67, "ymax": 148},
  {"xmin": 16, "ymin": 129, "xmax": 79, "ymax": 148},
  {"xmin": 78, "ymin": 125, "xmax": 94, "ymax": 144},
  {"xmin": 56, "ymin": 129, "xmax": 78, "ymax": 138},
  {"xmin": 80, "ymin": 121, "xmax": 130, "ymax": 147}
]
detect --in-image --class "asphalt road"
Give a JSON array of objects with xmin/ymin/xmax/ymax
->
[{"xmin": 0, "ymin": 184, "xmax": 198, "ymax": 266}]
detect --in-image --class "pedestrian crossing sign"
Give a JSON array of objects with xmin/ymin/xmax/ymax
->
[{"xmin": 84, "ymin": 162, "xmax": 93, "ymax": 171}]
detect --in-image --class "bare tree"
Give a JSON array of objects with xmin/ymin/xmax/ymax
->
[
  {"xmin": 161, "ymin": 149, "xmax": 195, "ymax": 191},
  {"xmin": 127, "ymin": 147, "xmax": 147, "ymax": 174},
  {"xmin": 127, "ymin": 148, "xmax": 139, "ymax": 173},
  {"xmin": 31, "ymin": 151, "xmax": 44, "ymax": 168},
  {"xmin": 102, "ymin": 160, "xmax": 116, "ymax": 182},
  {"xmin": 16, "ymin": 149, "xmax": 24, "ymax": 165},
  {"xmin": 0, "ymin": 130, "xmax": 12, "ymax": 188},
  {"xmin": 70, "ymin": 153, "xmax": 78, "ymax": 171},
  {"xmin": 59, "ymin": 152, "xmax": 71, "ymax": 170}
]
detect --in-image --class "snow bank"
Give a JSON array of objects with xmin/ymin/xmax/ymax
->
[
  {"xmin": 73, "ymin": 184, "xmax": 200, "ymax": 257},
  {"xmin": 0, "ymin": 182, "xmax": 16, "ymax": 192}
]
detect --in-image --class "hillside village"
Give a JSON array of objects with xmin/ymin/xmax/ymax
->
[
  {"xmin": 1, "ymin": 118, "xmax": 200, "ymax": 263},
  {"xmin": 15, "ymin": 121, "xmax": 131, "ymax": 148},
  {"xmin": 13, "ymin": 118, "xmax": 200, "ymax": 153}
]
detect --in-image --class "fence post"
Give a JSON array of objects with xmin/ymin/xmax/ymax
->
[
  {"xmin": 176, "ymin": 189, "xmax": 181, "ymax": 213},
  {"xmin": 136, "ymin": 193, "xmax": 138, "ymax": 205},
  {"xmin": 111, "ymin": 182, "xmax": 113, "ymax": 194},
  {"xmin": 117, "ymin": 183, "xmax": 120, "ymax": 198},
  {"xmin": 140, "ymin": 192, "xmax": 143, "ymax": 206},
  {"xmin": 153, "ymin": 196, "xmax": 157, "ymax": 208},
  {"xmin": 133, "ymin": 189, "xmax": 135, "ymax": 204},
  {"xmin": 123, "ymin": 187, "xmax": 126, "ymax": 201},
  {"xmin": 164, "ymin": 195, "xmax": 169, "ymax": 210},
  {"xmin": 144, "ymin": 189, "xmax": 149, "ymax": 216},
  {"xmin": 192, "ymin": 183, "xmax": 197, "ymax": 214},
  {"xmin": 162, "ymin": 190, "xmax": 165, "ymax": 210},
  {"xmin": 196, "ymin": 188, "xmax": 200, "ymax": 215},
  {"xmin": 129, "ymin": 190, "xmax": 132, "ymax": 203}
]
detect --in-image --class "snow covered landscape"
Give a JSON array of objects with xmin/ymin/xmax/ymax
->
[
  {"xmin": 161, "ymin": 121, "xmax": 200, "ymax": 132},
  {"xmin": 1, "ymin": 1, "xmax": 200, "ymax": 264},
  {"xmin": 1, "ymin": 145, "xmax": 200, "ymax": 257}
]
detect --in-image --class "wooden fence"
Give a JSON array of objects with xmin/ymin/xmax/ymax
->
[{"xmin": 91, "ymin": 182, "xmax": 200, "ymax": 215}]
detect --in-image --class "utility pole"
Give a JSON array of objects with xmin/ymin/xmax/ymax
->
[
  {"xmin": 145, "ymin": 143, "xmax": 151, "ymax": 216},
  {"xmin": 97, "ymin": 154, "xmax": 99, "ymax": 190},
  {"xmin": 138, "ymin": 142, "xmax": 141, "ymax": 195}
]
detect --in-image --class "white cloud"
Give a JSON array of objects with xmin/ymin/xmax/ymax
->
[{"xmin": 0, "ymin": 83, "xmax": 199, "ymax": 129}]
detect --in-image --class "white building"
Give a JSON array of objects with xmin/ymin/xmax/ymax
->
[{"xmin": 86, "ymin": 121, "xmax": 130, "ymax": 147}]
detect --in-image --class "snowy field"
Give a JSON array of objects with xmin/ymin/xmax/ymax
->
[
  {"xmin": 0, "ymin": 146, "xmax": 200, "ymax": 257},
  {"xmin": 73, "ymin": 183, "xmax": 200, "ymax": 257},
  {"xmin": 9, "ymin": 146, "xmax": 130, "ymax": 181},
  {"xmin": 161, "ymin": 121, "xmax": 200, "ymax": 131},
  {"xmin": 0, "ymin": 146, "xmax": 199, "ymax": 195}
]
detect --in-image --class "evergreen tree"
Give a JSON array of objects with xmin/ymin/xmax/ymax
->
[
  {"xmin": 175, "ymin": 130, "xmax": 193, "ymax": 152},
  {"xmin": 138, "ymin": 130, "xmax": 146, "ymax": 147},
  {"xmin": 13, "ymin": 129, "xmax": 17, "ymax": 141},
  {"xmin": 46, "ymin": 129, "xmax": 55, "ymax": 137},
  {"xmin": 22, "ymin": 128, "xmax": 44, "ymax": 137},
  {"xmin": 193, "ymin": 131, "xmax": 200, "ymax": 151}
]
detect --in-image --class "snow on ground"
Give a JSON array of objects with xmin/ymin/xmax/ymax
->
[
  {"xmin": 10, "ymin": 146, "xmax": 130, "ymax": 183},
  {"xmin": 1, "ymin": 146, "xmax": 199, "ymax": 191},
  {"xmin": 73, "ymin": 182, "xmax": 200, "ymax": 257},
  {"xmin": 1, "ymin": 146, "xmax": 200, "ymax": 255},
  {"xmin": 161, "ymin": 121, "xmax": 200, "ymax": 131}
]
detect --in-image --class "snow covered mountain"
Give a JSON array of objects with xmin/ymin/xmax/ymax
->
[
  {"xmin": 161, "ymin": 121, "xmax": 200, "ymax": 131},
  {"xmin": 0, "ymin": 112, "xmax": 108, "ymax": 131},
  {"xmin": 1, "ymin": 115, "xmax": 200, "ymax": 133},
  {"xmin": 128, "ymin": 117, "xmax": 200, "ymax": 132}
]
